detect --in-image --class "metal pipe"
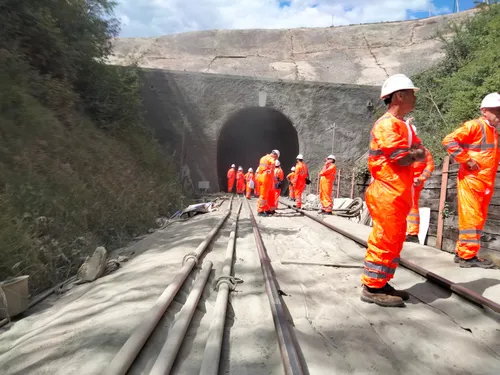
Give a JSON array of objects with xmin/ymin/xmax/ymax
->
[
  {"xmin": 199, "ymin": 201, "xmax": 242, "ymax": 375},
  {"xmin": 103, "ymin": 198, "xmax": 232, "ymax": 375},
  {"xmin": 350, "ymin": 169, "xmax": 355, "ymax": 199},
  {"xmin": 279, "ymin": 200, "xmax": 500, "ymax": 314},
  {"xmin": 245, "ymin": 199, "xmax": 305, "ymax": 375},
  {"xmin": 149, "ymin": 261, "xmax": 214, "ymax": 375},
  {"xmin": 436, "ymin": 155, "xmax": 450, "ymax": 249},
  {"xmin": 336, "ymin": 170, "xmax": 341, "ymax": 198}
]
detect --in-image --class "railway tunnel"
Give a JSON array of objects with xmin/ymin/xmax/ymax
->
[{"xmin": 216, "ymin": 107, "xmax": 299, "ymax": 192}]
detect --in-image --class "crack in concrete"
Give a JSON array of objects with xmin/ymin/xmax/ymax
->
[
  {"xmin": 410, "ymin": 24, "xmax": 417, "ymax": 45},
  {"xmin": 363, "ymin": 34, "xmax": 389, "ymax": 78},
  {"xmin": 288, "ymin": 29, "xmax": 299, "ymax": 80}
]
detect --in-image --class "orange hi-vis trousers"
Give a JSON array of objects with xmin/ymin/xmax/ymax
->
[
  {"xmin": 295, "ymin": 183, "xmax": 305, "ymax": 208},
  {"xmin": 456, "ymin": 178, "xmax": 493, "ymax": 259},
  {"xmin": 257, "ymin": 172, "xmax": 273, "ymax": 213},
  {"xmin": 406, "ymin": 185, "xmax": 423, "ymax": 236},
  {"xmin": 269, "ymin": 187, "xmax": 277, "ymax": 211},
  {"xmin": 289, "ymin": 186, "xmax": 295, "ymax": 200},
  {"xmin": 246, "ymin": 184, "xmax": 253, "ymax": 199}
]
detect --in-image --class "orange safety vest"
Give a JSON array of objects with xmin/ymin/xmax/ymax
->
[{"xmin": 258, "ymin": 154, "xmax": 275, "ymax": 175}]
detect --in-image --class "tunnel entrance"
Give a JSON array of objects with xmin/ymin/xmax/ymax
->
[{"xmin": 217, "ymin": 107, "xmax": 299, "ymax": 192}]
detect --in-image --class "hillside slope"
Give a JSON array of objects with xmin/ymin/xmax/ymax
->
[{"xmin": 109, "ymin": 10, "xmax": 475, "ymax": 85}]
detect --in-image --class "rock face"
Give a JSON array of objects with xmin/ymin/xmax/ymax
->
[{"xmin": 110, "ymin": 10, "xmax": 474, "ymax": 86}]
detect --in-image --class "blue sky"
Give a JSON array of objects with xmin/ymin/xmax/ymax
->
[{"xmin": 115, "ymin": 0, "xmax": 479, "ymax": 38}]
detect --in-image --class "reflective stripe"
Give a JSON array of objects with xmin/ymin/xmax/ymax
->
[
  {"xmin": 363, "ymin": 269, "xmax": 386, "ymax": 279},
  {"xmin": 422, "ymin": 168, "xmax": 433, "ymax": 176},
  {"xmin": 459, "ymin": 229, "xmax": 482, "ymax": 235},
  {"xmin": 389, "ymin": 148, "xmax": 409, "ymax": 160},
  {"xmin": 364, "ymin": 261, "xmax": 396, "ymax": 274},
  {"xmin": 407, "ymin": 213, "xmax": 419, "ymax": 218},
  {"xmin": 392, "ymin": 257, "xmax": 400, "ymax": 265},
  {"xmin": 407, "ymin": 219, "xmax": 419, "ymax": 224},
  {"xmin": 451, "ymin": 149, "xmax": 462, "ymax": 158},
  {"xmin": 369, "ymin": 149, "xmax": 384, "ymax": 156},
  {"xmin": 459, "ymin": 143, "xmax": 497, "ymax": 151},
  {"xmin": 444, "ymin": 141, "xmax": 459, "ymax": 148},
  {"xmin": 459, "ymin": 239, "xmax": 481, "ymax": 244}
]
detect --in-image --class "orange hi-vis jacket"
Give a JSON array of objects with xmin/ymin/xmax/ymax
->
[
  {"xmin": 227, "ymin": 168, "xmax": 236, "ymax": 192},
  {"xmin": 236, "ymin": 170, "xmax": 245, "ymax": 193},
  {"xmin": 406, "ymin": 147, "xmax": 435, "ymax": 236},
  {"xmin": 319, "ymin": 162, "xmax": 336, "ymax": 212},
  {"xmin": 363, "ymin": 112, "xmax": 422, "ymax": 288},
  {"xmin": 257, "ymin": 154, "xmax": 276, "ymax": 213},
  {"xmin": 442, "ymin": 117, "xmax": 500, "ymax": 259},
  {"xmin": 286, "ymin": 171, "xmax": 296, "ymax": 199}
]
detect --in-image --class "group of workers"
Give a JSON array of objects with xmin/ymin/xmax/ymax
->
[
  {"xmin": 361, "ymin": 74, "xmax": 499, "ymax": 308},
  {"xmin": 225, "ymin": 74, "xmax": 499, "ymax": 308}
]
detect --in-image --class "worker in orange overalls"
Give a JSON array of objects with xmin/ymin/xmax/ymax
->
[
  {"xmin": 227, "ymin": 164, "xmax": 236, "ymax": 193},
  {"xmin": 272, "ymin": 160, "xmax": 285, "ymax": 212},
  {"xmin": 245, "ymin": 168, "xmax": 255, "ymax": 199},
  {"xmin": 442, "ymin": 92, "xmax": 500, "ymax": 269},
  {"xmin": 294, "ymin": 154, "xmax": 309, "ymax": 209},
  {"xmin": 287, "ymin": 167, "xmax": 296, "ymax": 201},
  {"xmin": 361, "ymin": 74, "xmax": 427, "ymax": 308},
  {"xmin": 257, "ymin": 149, "xmax": 280, "ymax": 216},
  {"xmin": 318, "ymin": 154, "xmax": 337, "ymax": 215},
  {"xmin": 405, "ymin": 123, "xmax": 435, "ymax": 243},
  {"xmin": 236, "ymin": 166, "xmax": 245, "ymax": 195},
  {"xmin": 254, "ymin": 166, "xmax": 260, "ymax": 197}
]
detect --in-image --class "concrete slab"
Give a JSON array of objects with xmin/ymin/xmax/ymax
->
[{"xmin": 320, "ymin": 215, "xmax": 500, "ymax": 306}]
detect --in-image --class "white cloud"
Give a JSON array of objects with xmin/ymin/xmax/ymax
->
[{"xmin": 114, "ymin": 0, "xmax": 443, "ymax": 37}]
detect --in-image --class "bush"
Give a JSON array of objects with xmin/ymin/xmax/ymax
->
[
  {"xmin": 0, "ymin": 0, "xmax": 183, "ymax": 292},
  {"xmin": 412, "ymin": 3, "xmax": 500, "ymax": 163}
]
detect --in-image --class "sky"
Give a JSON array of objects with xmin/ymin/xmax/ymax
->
[{"xmin": 114, "ymin": 0, "xmax": 479, "ymax": 38}]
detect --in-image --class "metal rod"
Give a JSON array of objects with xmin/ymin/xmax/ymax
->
[
  {"xmin": 103, "ymin": 197, "xmax": 233, "ymax": 375},
  {"xmin": 436, "ymin": 155, "xmax": 450, "ymax": 250},
  {"xmin": 336, "ymin": 170, "xmax": 341, "ymax": 198},
  {"xmin": 149, "ymin": 261, "xmax": 214, "ymax": 375},
  {"xmin": 199, "ymin": 201, "xmax": 242, "ymax": 375},
  {"xmin": 279, "ymin": 199, "xmax": 500, "ymax": 315},
  {"xmin": 245, "ymin": 199, "xmax": 305, "ymax": 375},
  {"xmin": 350, "ymin": 169, "xmax": 355, "ymax": 199},
  {"xmin": 280, "ymin": 260, "xmax": 363, "ymax": 269}
]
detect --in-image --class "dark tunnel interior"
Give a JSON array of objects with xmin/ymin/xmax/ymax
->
[{"xmin": 217, "ymin": 107, "xmax": 299, "ymax": 192}]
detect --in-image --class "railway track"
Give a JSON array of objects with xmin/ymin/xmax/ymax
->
[{"xmin": 101, "ymin": 194, "xmax": 500, "ymax": 375}]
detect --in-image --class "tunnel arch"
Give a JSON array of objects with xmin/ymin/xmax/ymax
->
[{"xmin": 217, "ymin": 107, "xmax": 299, "ymax": 192}]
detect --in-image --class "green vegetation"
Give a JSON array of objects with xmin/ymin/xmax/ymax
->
[
  {"xmin": 355, "ymin": 3, "xmax": 500, "ymax": 180},
  {"xmin": 0, "ymin": 0, "xmax": 182, "ymax": 292},
  {"xmin": 412, "ymin": 3, "xmax": 500, "ymax": 163}
]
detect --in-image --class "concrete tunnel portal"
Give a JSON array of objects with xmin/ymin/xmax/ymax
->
[{"xmin": 217, "ymin": 107, "xmax": 299, "ymax": 192}]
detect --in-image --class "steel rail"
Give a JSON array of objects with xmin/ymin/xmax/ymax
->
[
  {"xmin": 103, "ymin": 196, "xmax": 233, "ymax": 375},
  {"xmin": 280, "ymin": 199, "xmax": 500, "ymax": 315},
  {"xmin": 245, "ymin": 199, "xmax": 305, "ymax": 375}
]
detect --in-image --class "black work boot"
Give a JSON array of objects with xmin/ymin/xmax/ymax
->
[
  {"xmin": 382, "ymin": 283, "xmax": 410, "ymax": 301},
  {"xmin": 360, "ymin": 285, "xmax": 405, "ymax": 307},
  {"xmin": 405, "ymin": 235, "xmax": 419, "ymax": 243},
  {"xmin": 257, "ymin": 212, "xmax": 269, "ymax": 217},
  {"xmin": 459, "ymin": 256, "xmax": 495, "ymax": 269}
]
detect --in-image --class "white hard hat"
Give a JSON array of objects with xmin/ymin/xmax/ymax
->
[
  {"xmin": 327, "ymin": 154, "xmax": 336, "ymax": 160},
  {"xmin": 411, "ymin": 124, "xmax": 417, "ymax": 135},
  {"xmin": 291, "ymin": 166, "xmax": 296, "ymax": 171},
  {"xmin": 231, "ymin": 164, "xmax": 235, "ymax": 168},
  {"xmin": 238, "ymin": 166, "xmax": 243, "ymax": 171},
  {"xmin": 296, "ymin": 154, "xmax": 304, "ymax": 160},
  {"xmin": 248, "ymin": 168, "xmax": 253, "ymax": 172},
  {"xmin": 272, "ymin": 149, "xmax": 280, "ymax": 157},
  {"xmin": 275, "ymin": 160, "xmax": 281, "ymax": 167},
  {"xmin": 380, "ymin": 74, "xmax": 419, "ymax": 100},
  {"xmin": 481, "ymin": 92, "xmax": 500, "ymax": 108}
]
